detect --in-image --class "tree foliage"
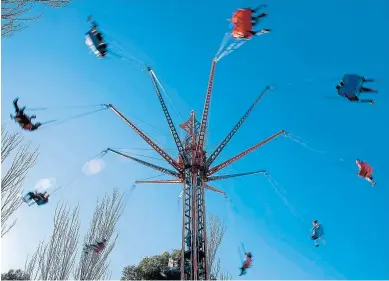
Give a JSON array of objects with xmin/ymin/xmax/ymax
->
[
  {"xmin": 1, "ymin": 0, "xmax": 71, "ymax": 37},
  {"xmin": 121, "ymin": 250, "xmax": 181, "ymax": 280},
  {"xmin": 1, "ymin": 125, "xmax": 38, "ymax": 237},
  {"xmin": 1, "ymin": 269, "xmax": 30, "ymax": 280}
]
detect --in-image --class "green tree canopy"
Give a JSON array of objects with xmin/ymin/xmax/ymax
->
[
  {"xmin": 121, "ymin": 249, "xmax": 181, "ymax": 280},
  {"xmin": 1, "ymin": 269, "xmax": 30, "ymax": 280}
]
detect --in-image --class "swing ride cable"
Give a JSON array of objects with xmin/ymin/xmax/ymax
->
[
  {"xmin": 25, "ymin": 104, "xmax": 106, "ymax": 111},
  {"xmin": 50, "ymin": 171, "xmax": 84, "ymax": 196},
  {"xmin": 135, "ymin": 173, "xmax": 165, "ymax": 182},
  {"xmin": 285, "ymin": 132, "xmax": 351, "ymax": 166},
  {"xmin": 103, "ymin": 31, "xmax": 146, "ymax": 68},
  {"xmin": 125, "ymin": 112, "xmax": 171, "ymax": 140},
  {"xmin": 38, "ymin": 107, "xmax": 109, "ymax": 129},
  {"xmin": 49, "ymin": 151, "xmax": 108, "ymax": 196},
  {"xmin": 221, "ymin": 164, "xmax": 309, "ymax": 247},
  {"xmin": 219, "ymin": 135, "xmax": 351, "ymax": 236},
  {"xmin": 149, "ymin": 70, "xmax": 184, "ymax": 122},
  {"xmin": 113, "ymin": 150, "xmax": 166, "ymax": 162}
]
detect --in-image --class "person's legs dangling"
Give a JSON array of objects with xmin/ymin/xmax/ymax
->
[{"xmin": 360, "ymin": 87, "xmax": 377, "ymax": 93}]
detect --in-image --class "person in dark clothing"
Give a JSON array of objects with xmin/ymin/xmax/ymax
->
[
  {"xmin": 23, "ymin": 191, "xmax": 49, "ymax": 206},
  {"xmin": 250, "ymin": 4, "xmax": 271, "ymax": 36},
  {"xmin": 35, "ymin": 192, "xmax": 50, "ymax": 205},
  {"xmin": 336, "ymin": 75, "xmax": 378, "ymax": 104},
  {"xmin": 336, "ymin": 85, "xmax": 374, "ymax": 104},
  {"xmin": 360, "ymin": 86, "xmax": 377, "ymax": 93},
  {"xmin": 239, "ymin": 252, "xmax": 253, "ymax": 276},
  {"xmin": 310, "ymin": 220, "xmax": 325, "ymax": 247},
  {"xmin": 248, "ymin": 28, "xmax": 271, "ymax": 36},
  {"xmin": 98, "ymin": 43, "xmax": 108, "ymax": 57},
  {"xmin": 10, "ymin": 98, "xmax": 42, "ymax": 131},
  {"xmin": 83, "ymin": 238, "xmax": 108, "ymax": 254}
]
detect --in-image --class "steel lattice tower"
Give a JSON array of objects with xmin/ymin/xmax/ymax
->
[{"xmin": 105, "ymin": 59, "xmax": 285, "ymax": 280}]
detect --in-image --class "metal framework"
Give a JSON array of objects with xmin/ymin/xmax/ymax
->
[{"xmin": 106, "ymin": 60, "xmax": 286, "ymax": 280}]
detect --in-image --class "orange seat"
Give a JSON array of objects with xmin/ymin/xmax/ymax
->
[{"xmin": 231, "ymin": 9, "xmax": 253, "ymax": 39}]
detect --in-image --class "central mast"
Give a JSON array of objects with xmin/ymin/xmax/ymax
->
[{"xmin": 180, "ymin": 110, "xmax": 208, "ymax": 280}]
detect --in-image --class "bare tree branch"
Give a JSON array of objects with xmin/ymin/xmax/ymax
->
[
  {"xmin": 25, "ymin": 203, "xmax": 80, "ymax": 280},
  {"xmin": 1, "ymin": 125, "xmax": 23, "ymax": 163},
  {"xmin": 219, "ymin": 271, "xmax": 232, "ymax": 280},
  {"xmin": 74, "ymin": 188, "xmax": 126, "ymax": 280},
  {"xmin": 207, "ymin": 214, "xmax": 226, "ymax": 278},
  {"xmin": 1, "ymin": 0, "xmax": 72, "ymax": 37},
  {"xmin": 1, "ymin": 125, "xmax": 39, "ymax": 237}
]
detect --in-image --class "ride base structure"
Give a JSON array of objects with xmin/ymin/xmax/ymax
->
[{"xmin": 104, "ymin": 59, "xmax": 285, "ymax": 280}]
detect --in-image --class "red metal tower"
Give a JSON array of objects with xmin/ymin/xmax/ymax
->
[{"xmin": 105, "ymin": 59, "xmax": 285, "ymax": 280}]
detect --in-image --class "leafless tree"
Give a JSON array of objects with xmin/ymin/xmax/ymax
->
[
  {"xmin": 1, "ymin": 0, "xmax": 72, "ymax": 37},
  {"xmin": 25, "ymin": 203, "xmax": 80, "ymax": 280},
  {"xmin": 1, "ymin": 125, "xmax": 38, "ymax": 237},
  {"xmin": 207, "ymin": 214, "xmax": 227, "ymax": 279},
  {"xmin": 219, "ymin": 271, "xmax": 232, "ymax": 280},
  {"xmin": 74, "ymin": 188, "xmax": 126, "ymax": 280}
]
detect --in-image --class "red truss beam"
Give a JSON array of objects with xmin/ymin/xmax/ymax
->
[
  {"xmin": 108, "ymin": 104, "xmax": 182, "ymax": 172},
  {"xmin": 206, "ymin": 86, "xmax": 271, "ymax": 168},
  {"xmin": 196, "ymin": 59, "xmax": 217, "ymax": 153},
  {"xmin": 206, "ymin": 169, "xmax": 267, "ymax": 182},
  {"xmin": 147, "ymin": 68, "xmax": 190, "ymax": 166},
  {"xmin": 135, "ymin": 179, "xmax": 183, "ymax": 184},
  {"xmin": 107, "ymin": 148, "xmax": 180, "ymax": 178},
  {"xmin": 203, "ymin": 183, "xmax": 226, "ymax": 195},
  {"xmin": 207, "ymin": 130, "xmax": 286, "ymax": 176}
]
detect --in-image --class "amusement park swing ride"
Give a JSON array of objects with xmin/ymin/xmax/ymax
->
[
  {"xmin": 85, "ymin": 11, "xmax": 285, "ymax": 279},
  {"xmin": 14, "ymin": 6, "xmax": 379, "ymax": 280},
  {"xmin": 101, "ymin": 64, "xmax": 285, "ymax": 280}
]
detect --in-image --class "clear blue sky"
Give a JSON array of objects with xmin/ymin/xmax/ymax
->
[{"xmin": 2, "ymin": 0, "xmax": 389, "ymax": 279}]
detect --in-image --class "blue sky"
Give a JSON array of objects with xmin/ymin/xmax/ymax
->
[{"xmin": 1, "ymin": 0, "xmax": 389, "ymax": 279}]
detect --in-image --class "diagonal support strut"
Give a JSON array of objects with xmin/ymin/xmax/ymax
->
[
  {"xmin": 148, "ymin": 68, "xmax": 190, "ymax": 167},
  {"xmin": 107, "ymin": 148, "xmax": 180, "ymax": 178},
  {"xmin": 203, "ymin": 183, "xmax": 226, "ymax": 195},
  {"xmin": 108, "ymin": 104, "xmax": 182, "ymax": 172},
  {"xmin": 208, "ymin": 130, "xmax": 286, "ymax": 176},
  {"xmin": 207, "ymin": 169, "xmax": 267, "ymax": 182},
  {"xmin": 135, "ymin": 179, "xmax": 183, "ymax": 184},
  {"xmin": 197, "ymin": 59, "xmax": 217, "ymax": 153},
  {"xmin": 206, "ymin": 86, "xmax": 271, "ymax": 168}
]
